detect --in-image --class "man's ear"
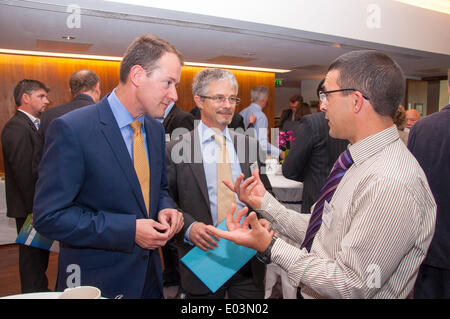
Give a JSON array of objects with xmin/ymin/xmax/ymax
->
[
  {"xmin": 353, "ymin": 91, "xmax": 365, "ymax": 113},
  {"xmin": 194, "ymin": 95, "xmax": 204, "ymax": 110},
  {"xmin": 21, "ymin": 93, "xmax": 30, "ymax": 105},
  {"xmin": 128, "ymin": 65, "xmax": 146, "ymax": 87}
]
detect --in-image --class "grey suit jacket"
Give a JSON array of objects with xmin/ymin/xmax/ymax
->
[{"xmin": 165, "ymin": 129, "xmax": 266, "ymax": 295}]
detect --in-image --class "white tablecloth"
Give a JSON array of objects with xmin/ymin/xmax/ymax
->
[
  {"xmin": 265, "ymin": 166, "xmax": 303, "ymax": 212},
  {"xmin": 0, "ymin": 180, "xmax": 18, "ymax": 245}
]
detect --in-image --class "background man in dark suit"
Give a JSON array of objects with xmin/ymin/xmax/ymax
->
[
  {"xmin": 282, "ymin": 80, "xmax": 348, "ymax": 214},
  {"xmin": 1, "ymin": 79, "xmax": 50, "ymax": 293},
  {"xmin": 163, "ymin": 102, "xmax": 195, "ymax": 136},
  {"xmin": 34, "ymin": 69, "xmax": 100, "ymax": 169},
  {"xmin": 278, "ymin": 94, "xmax": 302, "ymax": 129},
  {"xmin": 166, "ymin": 68, "xmax": 267, "ymax": 298},
  {"xmin": 408, "ymin": 80, "xmax": 450, "ymax": 298},
  {"xmin": 39, "ymin": 69, "xmax": 100, "ymax": 142},
  {"xmin": 159, "ymin": 101, "xmax": 195, "ymax": 290},
  {"xmin": 33, "ymin": 35, "xmax": 184, "ymax": 299}
]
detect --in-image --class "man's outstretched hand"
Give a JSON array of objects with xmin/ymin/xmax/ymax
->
[{"xmin": 206, "ymin": 204, "xmax": 274, "ymax": 253}]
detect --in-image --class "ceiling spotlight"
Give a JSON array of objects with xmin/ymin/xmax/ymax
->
[
  {"xmin": 331, "ymin": 43, "xmax": 342, "ymax": 48},
  {"xmin": 62, "ymin": 36, "xmax": 75, "ymax": 40}
]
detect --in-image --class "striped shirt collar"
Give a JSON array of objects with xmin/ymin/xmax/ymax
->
[{"xmin": 348, "ymin": 125, "xmax": 399, "ymax": 167}]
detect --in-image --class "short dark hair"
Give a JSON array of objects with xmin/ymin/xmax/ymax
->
[
  {"xmin": 316, "ymin": 79, "xmax": 325, "ymax": 99},
  {"xmin": 289, "ymin": 94, "xmax": 303, "ymax": 104},
  {"xmin": 294, "ymin": 102, "xmax": 311, "ymax": 121},
  {"xmin": 13, "ymin": 79, "xmax": 49, "ymax": 106},
  {"xmin": 328, "ymin": 50, "xmax": 405, "ymax": 118},
  {"xmin": 69, "ymin": 69, "xmax": 100, "ymax": 95},
  {"xmin": 119, "ymin": 34, "xmax": 184, "ymax": 83}
]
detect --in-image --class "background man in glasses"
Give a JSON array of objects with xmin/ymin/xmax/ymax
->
[
  {"xmin": 166, "ymin": 68, "xmax": 268, "ymax": 299},
  {"xmin": 208, "ymin": 50, "xmax": 436, "ymax": 299}
]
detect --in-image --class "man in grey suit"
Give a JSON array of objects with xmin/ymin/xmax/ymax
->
[
  {"xmin": 166, "ymin": 68, "xmax": 268, "ymax": 298},
  {"xmin": 282, "ymin": 80, "xmax": 348, "ymax": 214}
]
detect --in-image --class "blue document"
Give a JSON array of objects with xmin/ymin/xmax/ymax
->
[
  {"xmin": 16, "ymin": 214, "xmax": 56, "ymax": 251},
  {"xmin": 181, "ymin": 220, "xmax": 256, "ymax": 293}
]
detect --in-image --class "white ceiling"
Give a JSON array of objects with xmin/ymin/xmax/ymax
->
[{"xmin": 1, "ymin": 0, "xmax": 449, "ymax": 84}]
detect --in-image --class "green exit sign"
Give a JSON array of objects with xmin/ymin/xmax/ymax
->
[{"xmin": 275, "ymin": 79, "xmax": 283, "ymax": 87}]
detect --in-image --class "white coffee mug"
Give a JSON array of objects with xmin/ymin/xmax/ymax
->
[{"xmin": 59, "ymin": 286, "xmax": 101, "ymax": 299}]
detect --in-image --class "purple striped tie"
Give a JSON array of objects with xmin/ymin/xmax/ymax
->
[{"xmin": 301, "ymin": 149, "xmax": 353, "ymax": 252}]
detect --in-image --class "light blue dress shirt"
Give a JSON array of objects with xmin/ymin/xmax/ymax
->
[
  {"xmin": 107, "ymin": 90, "xmax": 149, "ymax": 162},
  {"xmin": 155, "ymin": 101, "xmax": 175, "ymax": 123},
  {"xmin": 185, "ymin": 121, "xmax": 246, "ymax": 243},
  {"xmin": 240, "ymin": 103, "xmax": 280, "ymax": 157}
]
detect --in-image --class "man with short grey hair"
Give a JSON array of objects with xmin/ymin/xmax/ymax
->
[
  {"xmin": 240, "ymin": 85, "xmax": 280, "ymax": 158},
  {"xmin": 166, "ymin": 68, "xmax": 267, "ymax": 299}
]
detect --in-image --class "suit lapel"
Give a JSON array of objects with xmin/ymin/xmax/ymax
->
[
  {"xmin": 97, "ymin": 98, "xmax": 148, "ymax": 217},
  {"xmin": 16, "ymin": 111, "xmax": 38, "ymax": 133}
]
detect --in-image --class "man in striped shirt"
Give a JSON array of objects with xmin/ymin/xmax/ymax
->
[{"xmin": 208, "ymin": 50, "xmax": 436, "ymax": 299}]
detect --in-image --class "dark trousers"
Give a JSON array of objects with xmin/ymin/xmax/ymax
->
[
  {"xmin": 185, "ymin": 263, "xmax": 264, "ymax": 299},
  {"xmin": 15, "ymin": 217, "xmax": 50, "ymax": 293},
  {"xmin": 162, "ymin": 239, "xmax": 181, "ymax": 286},
  {"xmin": 414, "ymin": 264, "xmax": 450, "ymax": 299},
  {"xmin": 141, "ymin": 250, "xmax": 164, "ymax": 299}
]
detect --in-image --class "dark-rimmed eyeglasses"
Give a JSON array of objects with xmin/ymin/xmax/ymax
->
[
  {"xmin": 199, "ymin": 95, "xmax": 241, "ymax": 105},
  {"xmin": 319, "ymin": 89, "xmax": 370, "ymax": 103}
]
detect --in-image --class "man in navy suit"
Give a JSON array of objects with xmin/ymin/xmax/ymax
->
[
  {"xmin": 33, "ymin": 34, "xmax": 184, "ymax": 299},
  {"xmin": 408, "ymin": 80, "xmax": 450, "ymax": 298}
]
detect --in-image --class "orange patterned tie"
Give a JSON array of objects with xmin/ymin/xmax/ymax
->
[
  {"xmin": 214, "ymin": 134, "xmax": 236, "ymax": 224},
  {"xmin": 130, "ymin": 120, "xmax": 150, "ymax": 216}
]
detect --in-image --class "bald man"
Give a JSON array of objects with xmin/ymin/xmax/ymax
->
[{"xmin": 405, "ymin": 109, "xmax": 421, "ymax": 131}]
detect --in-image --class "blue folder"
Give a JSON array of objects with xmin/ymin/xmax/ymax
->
[
  {"xmin": 181, "ymin": 219, "xmax": 256, "ymax": 293},
  {"xmin": 16, "ymin": 214, "xmax": 54, "ymax": 251}
]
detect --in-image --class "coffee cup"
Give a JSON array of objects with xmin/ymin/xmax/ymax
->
[{"xmin": 58, "ymin": 286, "xmax": 101, "ymax": 299}]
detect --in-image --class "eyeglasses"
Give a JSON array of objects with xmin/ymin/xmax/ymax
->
[
  {"xmin": 199, "ymin": 95, "xmax": 241, "ymax": 105},
  {"xmin": 319, "ymin": 89, "xmax": 370, "ymax": 103}
]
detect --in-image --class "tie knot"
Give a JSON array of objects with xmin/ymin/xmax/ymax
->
[
  {"xmin": 130, "ymin": 120, "xmax": 142, "ymax": 134},
  {"xmin": 213, "ymin": 134, "xmax": 226, "ymax": 146},
  {"xmin": 34, "ymin": 119, "xmax": 40, "ymax": 128}
]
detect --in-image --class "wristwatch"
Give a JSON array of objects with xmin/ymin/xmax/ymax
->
[{"xmin": 256, "ymin": 236, "xmax": 277, "ymax": 264}]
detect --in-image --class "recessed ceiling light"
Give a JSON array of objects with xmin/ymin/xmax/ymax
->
[
  {"xmin": 331, "ymin": 43, "xmax": 342, "ymax": 48},
  {"xmin": 62, "ymin": 36, "xmax": 75, "ymax": 40}
]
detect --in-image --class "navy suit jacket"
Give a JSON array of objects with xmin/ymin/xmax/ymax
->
[
  {"xmin": 408, "ymin": 104, "xmax": 450, "ymax": 270},
  {"xmin": 33, "ymin": 95, "xmax": 175, "ymax": 298}
]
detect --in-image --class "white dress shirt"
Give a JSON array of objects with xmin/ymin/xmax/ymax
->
[{"xmin": 258, "ymin": 125, "xmax": 436, "ymax": 298}]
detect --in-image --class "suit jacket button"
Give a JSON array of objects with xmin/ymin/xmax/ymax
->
[{"xmin": 142, "ymin": 255, "xmax": 148, "ymax": 260}]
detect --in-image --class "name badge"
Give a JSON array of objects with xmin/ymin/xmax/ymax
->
[{"xmin": 322, "ymin": 201, "xmax": 334, "ymax": 229}]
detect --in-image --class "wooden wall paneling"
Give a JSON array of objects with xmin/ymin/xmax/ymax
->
[{"xmin": 0, "ymin": 54, "xmax": 275, "ymax": 171}]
